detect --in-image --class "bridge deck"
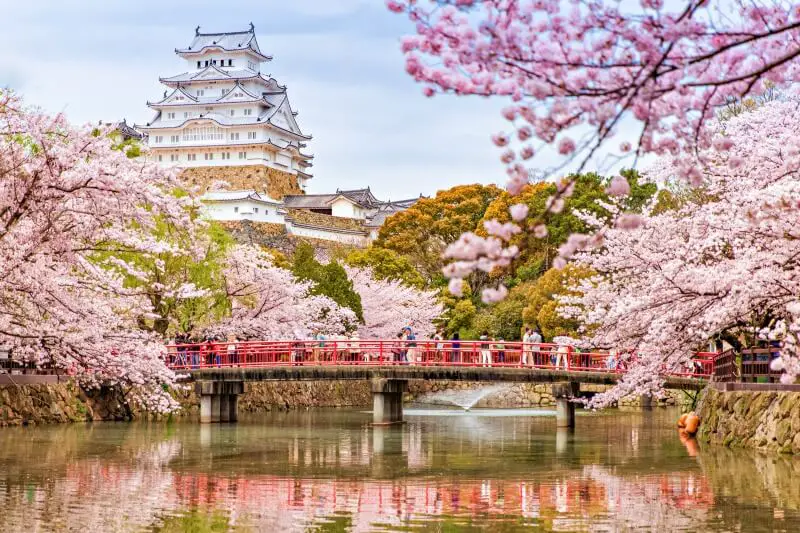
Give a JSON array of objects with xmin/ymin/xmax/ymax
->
[{"xmin": 184, "ymin": 365, "xmax": 705, "ymax": 390}]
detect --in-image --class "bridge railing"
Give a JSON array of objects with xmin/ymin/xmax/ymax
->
[{"xmin": 165, "ymin": 340, "xmax": 716, "ymax": 379}]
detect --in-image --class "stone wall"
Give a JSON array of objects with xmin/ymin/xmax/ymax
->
[
  {"xmin": 219, "ymin": 220, "xmax": 356, "ymax": 257},
  {"xmin": 698, "ymin": 387, "xmax": 800, "ymax": 454},
  {"xmin": 180, "ymin": 165, "xmax": 302, "ymax": 199},
  {"xmin": 407, "ymin": 381, "xmax": 689, "ymax": 408},
  {"xmin": 1, "ymin": 379, "xmax": 694, "ymax": 427},
  {"xmin": 0, "ymin": 382, "xmax": 135, "ymax": 426}
]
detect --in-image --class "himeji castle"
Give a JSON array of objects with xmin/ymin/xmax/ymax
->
[
  {"xmin": 137, "ymin": 24, "xmax": 314, "ymax": 189},
  {"xmin": 132, "ymin": 24, "xmax": 422, "ymax": 246}
]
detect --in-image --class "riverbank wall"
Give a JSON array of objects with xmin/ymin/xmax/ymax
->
[
  {"xmin": 1, "ymin": 379, "xmax": 690, "ymax": 426},
  {"xmin": 698, "ymin": 385, "xmax": 800, "ymax": 454}
]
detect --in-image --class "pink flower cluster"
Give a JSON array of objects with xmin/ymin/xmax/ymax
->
[{"xmin": 565, "ymin": 99, "xmax": 800, "ymax": 404}]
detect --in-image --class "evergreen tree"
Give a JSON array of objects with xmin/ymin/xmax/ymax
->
[{"xmin": 292, "ymin": 242, "xmax": 364, "ymax": 321}]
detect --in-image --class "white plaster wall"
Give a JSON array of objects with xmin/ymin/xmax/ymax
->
[
  {"xmin": 330, "ymin": 199, "xmax": 366, "ymax": 219},
  {"xmin": 201, "ymin": 200, "xmax": 285, "ymax": 224},
  {"xmin": 285, "ymin": 222, "xmax": 370, "ymax": 247}
]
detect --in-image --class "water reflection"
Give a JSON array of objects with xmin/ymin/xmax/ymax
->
[{"xmin": 0, "ymin": 408, "xmax": 798, "ymax": 531}]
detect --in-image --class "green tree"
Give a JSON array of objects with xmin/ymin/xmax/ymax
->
[
  {"xmin": 292, "ymin": 242, "xmax": 364, "ymax": 321},
  {"xmin": 522, "ymin": 264, "xmax": 593, "ymax": 341},
  {"xmin": 97, "ymin": 212, "xmax": 235, "ymax": 337},
  {"xmin": 374, "ymin": 184, "xmax": 502, "ymax": 282},
  {"xmin": 345, "ymin": 246, "xmax": 425, "ymax": 288},
  {"xmin": 471, "ymin": 284, "xmax": 529, "ymax": 340},
  {"xmin": 480, "ymin": 171, "xmax": 656, "ymax": 283}
]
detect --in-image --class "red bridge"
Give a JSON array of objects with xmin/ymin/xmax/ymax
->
[
  {"xmin": 167, "ymin": 340, "xmax": 714, "ymax": 428},
  {"xmin": 166, "ymin": 339, "xmax": 717, "ymax": 378}
]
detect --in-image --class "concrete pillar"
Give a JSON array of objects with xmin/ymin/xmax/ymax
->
[
  {"xmin": 196, "ymin": 381, "xmax": 245, "ymax": 424},
  {"xmin": 200, "ymin": 395, "xmax": 212, "ymax": 424},
  {"xmin": 371, "ymin": 378, "xmax": 407, "ymax": 425},
  {"xmin": 210, "ymin": 394, "xmax": 221, "ymax": 423},
  {"xmin": 640, "ymin": 394, "xmax": 654, "ymax": 410},
  {"xmin": 229, "ymin": 394, "xmax": 239, "ymax": 422},
  {"xmin": 552, "ymin": 382, "xmax": 580, "ymax": 429},
  {"xmin": 556, "ymin": 427, "xmax": 573, "ymax": 455},
  {"xmin": 219, "ymin": 394, "xmax": 231, "ymax": 423}
]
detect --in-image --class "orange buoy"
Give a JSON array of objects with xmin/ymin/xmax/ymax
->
[
  {"xmin": 677, "ymin": 413, "xmax": 688, "ymax": 428},
  {"xmin": 678, "ymin": 429, "xmax": 699, "ymax": 456},
  {"xmin": 684, "ymin": 412, "xmax": 700, "ymax": 435}
]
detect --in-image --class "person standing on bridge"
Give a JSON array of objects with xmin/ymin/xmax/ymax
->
[
  {"xmin": 530, "ymin": 329, "xmax": 543, "ymax": 366},
  {"xmin": 555, "ymin": 342, "xmax": 570, "ymax": 370},
  {"xmin": 480, "ymin": 331, "xmax": 492, "ymax": 367},
  {"xmin": 313, "ymin": 330, "xmax": 326, "ymax": 364},
  {"xmin": 403, "ymin": 326, "xmax": 417, "ymax": 365},
  {"xmin": 450, "ymin": 332, "xmax": 461, "ymax": 364}
]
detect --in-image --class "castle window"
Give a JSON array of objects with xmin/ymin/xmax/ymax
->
[
  {"xmin": 243, "ymin": 109, "xmax": 253, "ymax": 116},
  {"xmin": 204, "ymin": 153, "xmax": 214, "ymax": 160},
  {"xmin": 238, "ymin": 151, "xmax": 246, "ymax": 159},
  {"xmin": 197, "ymin": 61, "xmax": 201, "ymax": 68},
  {"xmin": 230, "ymin": 109, "xmax": 235, "ymax": 116},
  {"xmin": 170, "ymin": 154, "xmax": 179, "ymax": 162},
  {"xmin": 154, "ymin": 136, "xmax": 163, "ymax": 144},
  {"xmin": 247, "ymin": 131, "xmax": 257, "ymax": 140},
  {"xmin": 157, "ymin": 155, "xmax": 162, "ymax": 162},
  {"xmin": 253, "ymin": 207, "xmax": 259, "ymax": 214},
  {"xmin": 197, "ymin": 89, "xmax": 205, "ymax": 97},
  {"xmin": 228, "ymin": 59, "xmax": 233, "ymax": 66},
  {"xmin": 205, "ymin": 60, "xmax": 209, "ymax": 67},
  {"xmin": 183, "ymin": 126, "xmax": 224, "ymax": 142},
  {"xmin": 170, "ymin": 135, "xmax": 179, "ymax": 143},
  {"xmin": 230, "ymin": 132, "xmax": 239, "ymax": 141},
  {"xmin": 187, "ymin": 154, "xmax": 196, "ymax": 161},
  {"xmin": 234, "ymin": 206, "xmax": 239, "ymax": 213}
]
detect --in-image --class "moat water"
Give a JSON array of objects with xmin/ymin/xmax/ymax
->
[{"xmin": 0, "ymin": 407, "xmax": 799, "ymax": 532}]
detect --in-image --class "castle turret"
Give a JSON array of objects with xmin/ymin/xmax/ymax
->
[{"xmin": 136, "ymin": 25, "xmax": 313, "ymax": 189}]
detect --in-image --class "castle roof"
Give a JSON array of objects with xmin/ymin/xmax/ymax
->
[
  {"xmin": 159, "ymin": 68, "xmax": 280, "ymax": 85},
  {"xmin": 282, "ymin": 189, "xmax": 421, "ymax": 218},
  {"xmin": 176, "ymin": 24, "xmax": 271, "ymax": 62},
  {"xmin": 200, "ymin": 189, "xmax": 281, "ymax": 204}
]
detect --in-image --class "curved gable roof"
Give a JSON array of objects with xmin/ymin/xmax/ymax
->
[{"xmin": 176, "ymin": 26, "xmax": 272, "ymax": 61}]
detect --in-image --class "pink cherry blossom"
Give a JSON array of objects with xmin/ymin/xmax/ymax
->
[
  {"xmin": 346, "ymin": 267, "xmax": 442, "ymax": 338},
  {"xmin": 615, "ymin": 213, "xmax": 644, "ymax": 230},
  {"xmin": 564, "ymin": 99, "xmax": 800, "ymax": 404},
  {"xmin": 557, "ymin": 137, "xmax": 576, "ymax": 155},
  {"xmin": 509, "ymin": 203, "xmax": 529, "ymax": 221},
  {"xmin": 606, "ymin": 176, "xmax": 630, "ymax": 197},
  {"xmin": 481, "ymin": 285, "xmax": 508, "ymax": 304},
  {"xmin": 0, "ymin": 91, "xmax": 191, "ymax": 412},
  {"xmin": 448, "ymin": 277, "xmax": 465, "ymax": 297}
]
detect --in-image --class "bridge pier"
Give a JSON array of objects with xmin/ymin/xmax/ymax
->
[
  {"xmin": 372, "ymin": 378, "xmax": 407, "ymax": 425},
  {"xmin": 640, "ymin": 393, "xmax": 654, "ymax": 410},
  {"xmin": 552, "ymin": 382, "xmax": 580, "ymax": 428},
  {"xmin": 196, "ymin": 381, "xmax": 245, "ymax": 424}
]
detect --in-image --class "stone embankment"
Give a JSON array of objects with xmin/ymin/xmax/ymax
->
[
  {"xmin": 698, "ymin": 386, "xmax": 800, "ymax": 454},
  {"xmin": 1, "ymin": 379, "xmax": 690, "ymax": 426},
  {"xmin": 0, "ymin": 382, "xmax": 134, "ymax": 426}
]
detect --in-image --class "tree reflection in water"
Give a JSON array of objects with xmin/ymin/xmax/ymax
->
[{"xmin": 0, "ymin": 408, "xmax": 798, "ymax": 532}]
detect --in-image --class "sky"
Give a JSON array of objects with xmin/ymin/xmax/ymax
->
[{"xmin": 0, "ymin": 0, "xmax": 522, "ymax": 199}]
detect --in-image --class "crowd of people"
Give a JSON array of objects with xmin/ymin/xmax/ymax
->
[{"xmin": 167, "ymin": 328, "xmax": 619, "ymax": 369}]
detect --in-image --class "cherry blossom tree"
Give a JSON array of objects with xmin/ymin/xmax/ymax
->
[
  {"xmin": 561, "ymin": 98, "xmax": 800, "ymax": 404},
  {"xmin": 215, "ymin": 245, "xmax": 357, "ymax": 339},
  {"xmin": 346, "ymin": 266, "xmax": 443, "ymax": 338},
  {"xmin": 0, "ymin": 92, "xmax": 192, "ymax": 412},
  {"xmin": 387, "ymin": 0, "xmax": 800, "ymax": 294}
]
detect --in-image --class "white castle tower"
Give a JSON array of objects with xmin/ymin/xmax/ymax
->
[{"xmin": 137, "ymin": 24, "xmax": 313, "ymax": 188}]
